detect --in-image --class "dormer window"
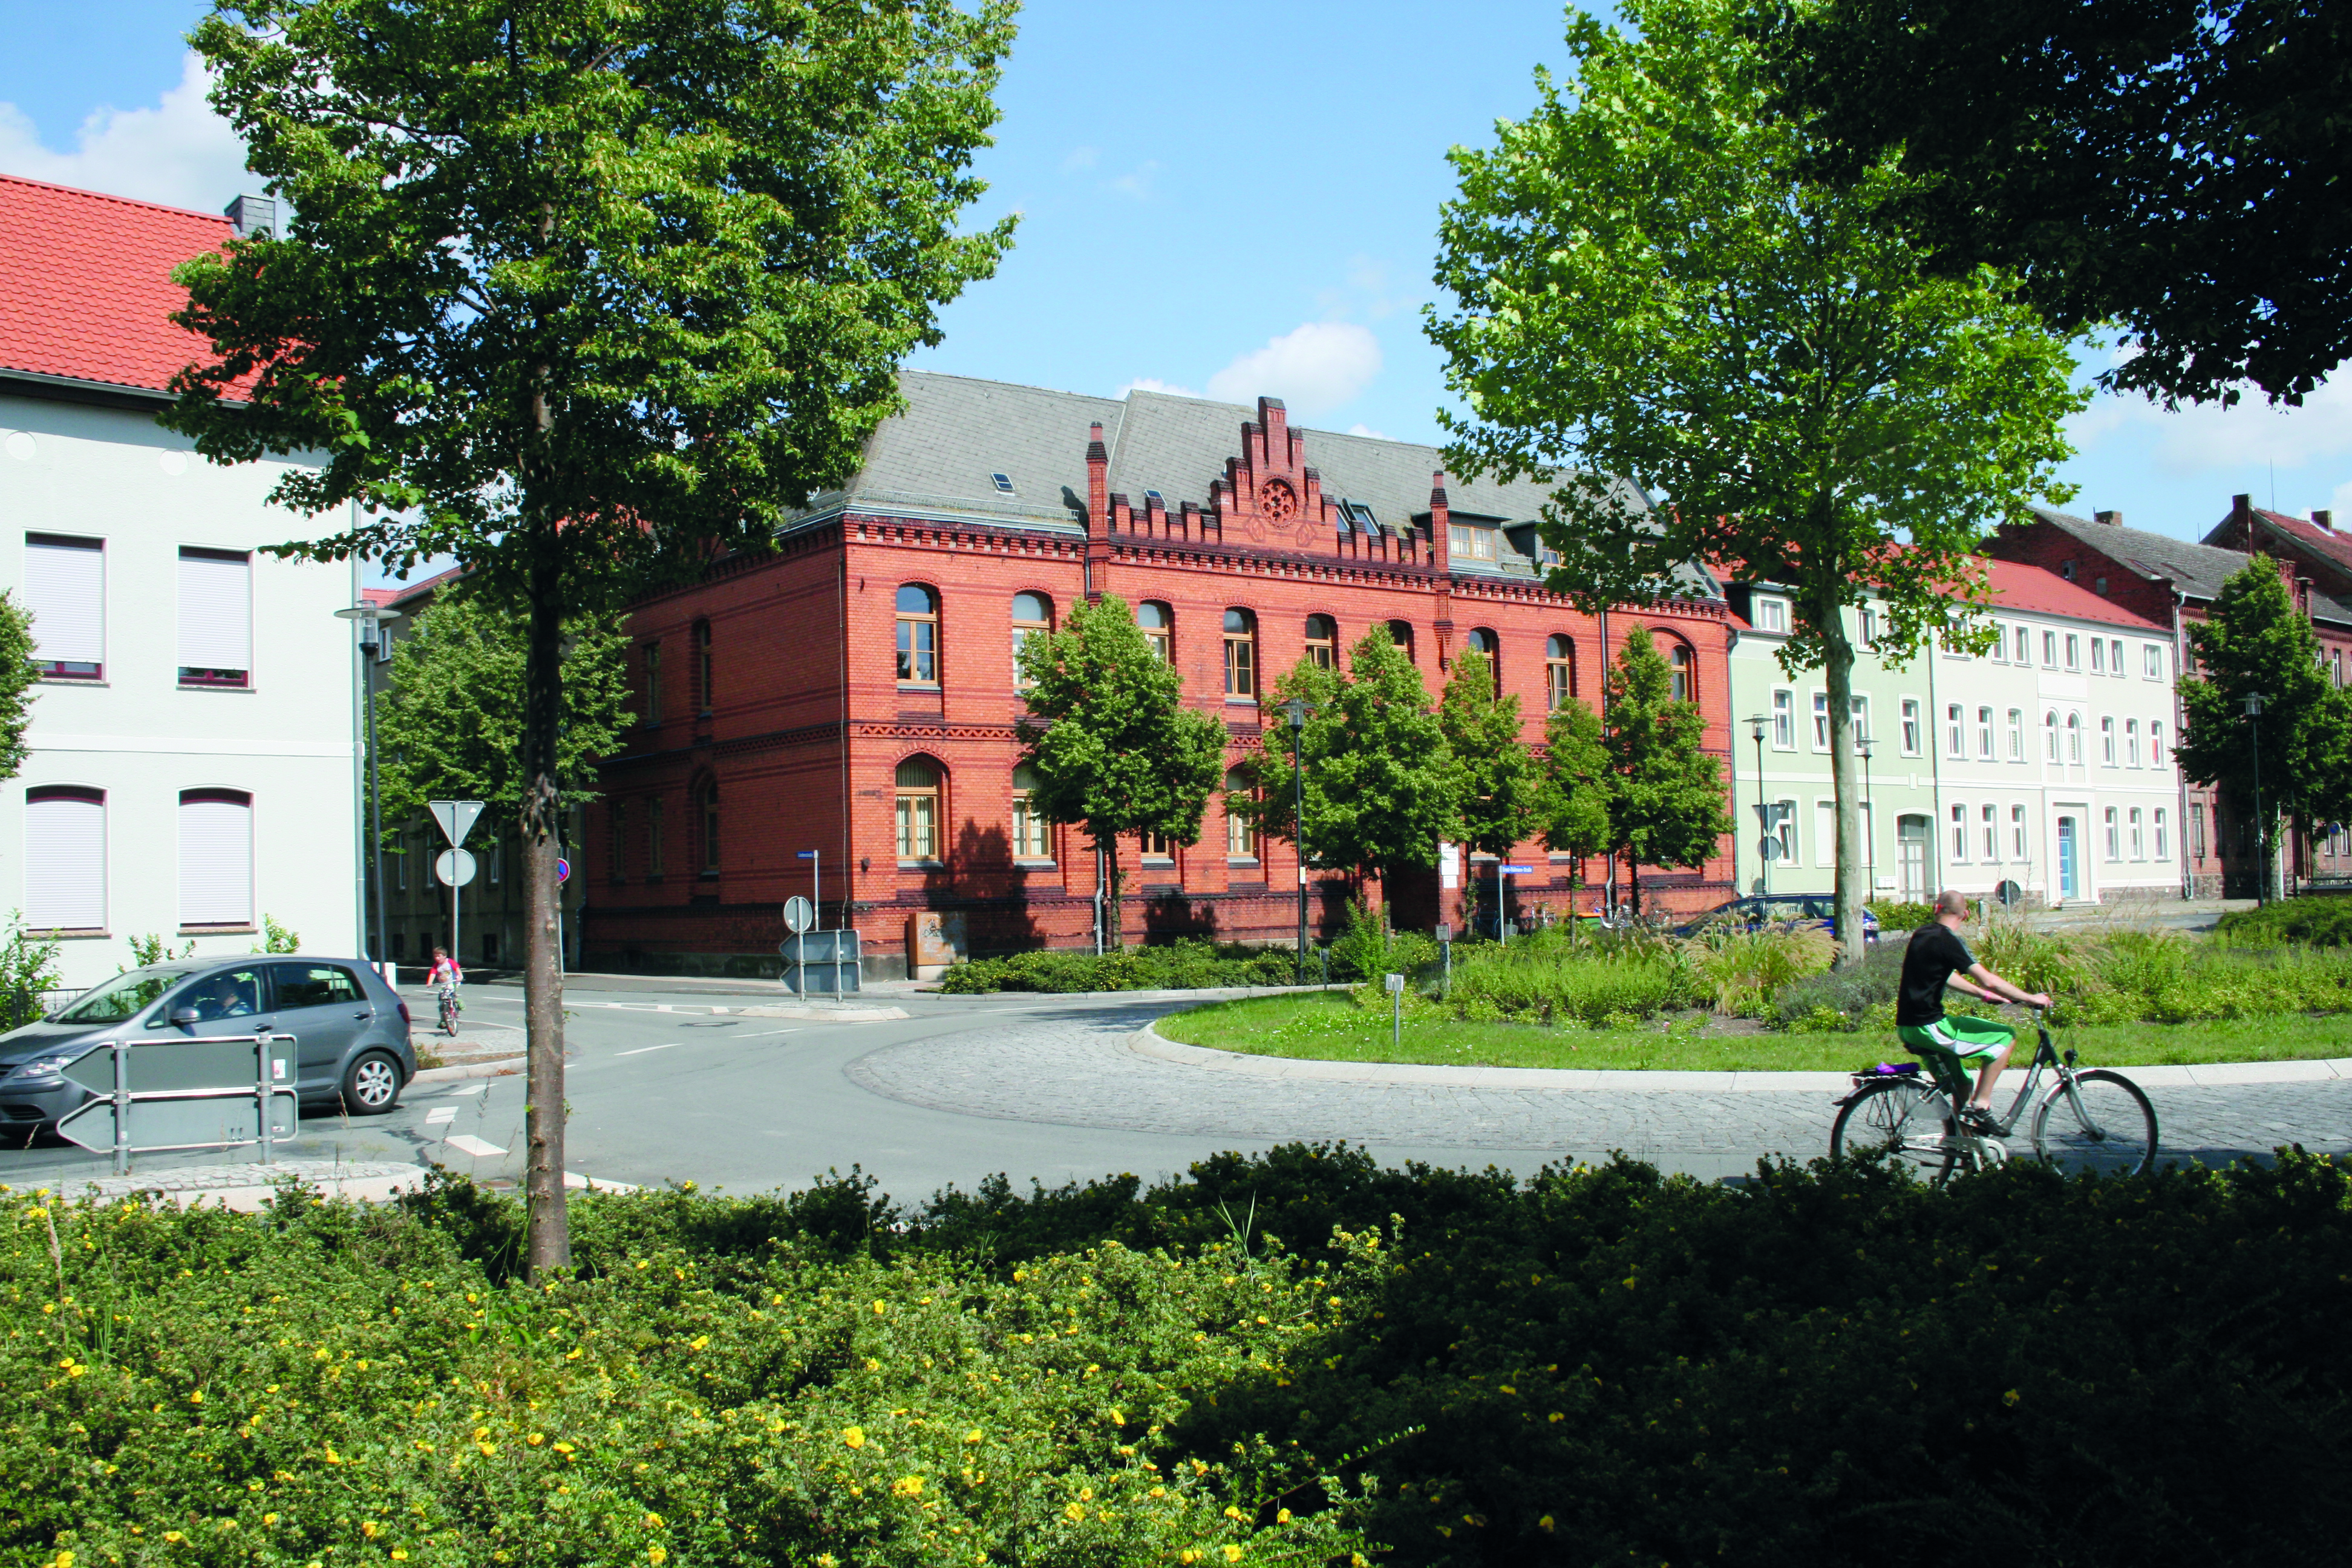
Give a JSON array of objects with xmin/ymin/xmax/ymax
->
[
  {"xmin": 1448, "ymin": 524, "xmax": 1497, "ymax": 560},
  {"xmin": 1337, "ymin": 499, "xmax": 1377, "ymax": 532},
  {"xmin": 2060, "ymin": 560, "xmax": 2076, "ymax": 580},
  {"xmin": 1753, "ymin": 598, "xmax": 1787, "ymax": 633}
]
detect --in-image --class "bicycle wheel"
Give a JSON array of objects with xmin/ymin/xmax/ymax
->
[
  {"xmin": 440, "ymin": 996, "xmax": 460, "ymax": 1036},
  {"xmin": 2030, "ymin": 1068, "xmax": 2158, "ymax": 1178},
  {"xmin": 1829, "ymin": 1079, "xmax": 1958, "ymax": 1183}
]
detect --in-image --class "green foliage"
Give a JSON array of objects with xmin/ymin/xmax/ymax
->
[
  {"xmin": 376, "ymin": 592, "xmax": 633, "ymax": 835},
  {"xmin": 1781, "ymin": 0, "xmax": 2349, "ymax": 405},
  {"xmin": 0, "ymin": 589, "xmax": 38, "ymax": 780},
  {"xmin": 1865, "ymin": 898, "xmax": 1936, "ymax": 930},
  {"xmin": 124, "ymin": 933, "xmax": 198, "ymax": 970},
  {"xmin": 1440, "ymin": 923, "xmax": 1721, "ymax": 1025},
  {"xmin": 0, "ymin": 912, "xmax": 62, "ymax": 1029},
  {"xmin": 15, "ymin": 1148, "xmax": 2352, "ymax": 1567},
  {"xmin": 1247, "ymin": 626, "xmax": 1462, "ymax": 889},
  {"xmin": 935, "ymin": 941, "xmax": 1299, "ymax": 996},
  {"xmin": 1771, "ymin": 940, "xmax": 1907, "ymax": 1029},
  {"xmin": 251, "ymin": 915, "xmax": 300, "ymax": 955},
  {"xmin": 2215, "ymin": 898, "xmax": 2352, "ymax": 949},
  {"xmin": 1018, "ymin": 596, "xmax": 1227, "ymax": 950},
  {"xmin": 1537, "ymin": 693, "xmax": 1612, "ymax": 861},
  {"xmin": 1437, "ymin": 649, "xmax": 1540, "ymax": 858},
  {"xmin": 1326, "ymin": 897, "xmax": 1440, "ymax": 985},
  {"xmin": 2175, "ymin": 560, "xmax": 2352, "ymax": 898},
  {"xmin": 1601, "ymin": 628, "xmax": 1734, "ymax": 904}
]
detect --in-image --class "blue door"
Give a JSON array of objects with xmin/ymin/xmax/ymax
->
[{"xmin": 2057, "ymin": 817, "xmax": 2078, "ymax": 900}]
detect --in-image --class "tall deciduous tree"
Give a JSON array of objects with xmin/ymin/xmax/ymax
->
[
  {"xmin": 374, "ymin": 593, "xmax": 631, "ymax": 836},
  {"xmin": 1016, "ymin": 595, "xmax": 1227, "ymax": 952},
  {"xmin": 162, "ymin": 0, "xmax": 1016, "ymax": 1276},
  {"xmin": 2175, "ymin": 561, "xmax": 2352, "ymax": 903},
  {"xmin": 1599, "ymin": 629, "xmax": 1734, "ymax": 913},
  {"xmin": 1242, "ymin": 627, "xmax": 1462, "ymax": 904},
  {"xmin": 1438, "ymin": 649, "xmax": 1541, "ymax": 930},
  {"xmin": 0, "ymin": 593, "xmax": 38, "ymax": 782},
  {"xmin": 1427, "ymin": 0, "xmax": 2082, "ymax": 964},
  {"xmin": 1780, "ymin": 0, "xmax": 2352, "ymax": 407},
  {"xmin": 1538, "ymin": 694, "xmax": 1613, "ymax": 872}
]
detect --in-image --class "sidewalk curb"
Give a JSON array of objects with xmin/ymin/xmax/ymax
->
[{"xmin": 1129, "ymin": 1020, "xmax": 2352, "ymax": 1093}]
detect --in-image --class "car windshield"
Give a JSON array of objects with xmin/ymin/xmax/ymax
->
[{"xmin": 51, "ymin": 969, "xmax": 186, "ymax": 1024}]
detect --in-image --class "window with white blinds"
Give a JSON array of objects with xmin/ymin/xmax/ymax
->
[
  {"xmin": 26, "ymin": 787, "xmax": 105, "ymax": 930},
  {"xmin": 180, "ymin": 789, "xmax": 253, "ymax": 926},
  {"xmin": 25, "ymin": 534, "xmax": 104, "ymax": 678},
  {"xmin": 178, "ymin": 548, "xmax": 252, "ymax": 687}
]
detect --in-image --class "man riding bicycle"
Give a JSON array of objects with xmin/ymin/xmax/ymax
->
[{"xmin": 1896, "ymin": 890, "xmax": 2052, "ymax": 1132}]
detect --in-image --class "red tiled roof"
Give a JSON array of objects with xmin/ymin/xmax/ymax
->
[
  {"xmin": 1979, "ymin": 556, "xmax": 2166, "ymax": 631},
  {"xmin": 2250, "ymin": 506, "xmax": 2352, "ymax": 577},
  {"xmin": 381, "ymin": 563, "xmax": 466, "ymax": 608},
  {"xmin": 0, "ymin": 174, "xmax": 234, "ymax": 396}
]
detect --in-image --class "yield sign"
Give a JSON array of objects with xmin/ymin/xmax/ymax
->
[{"xmin": 428, "ymin": 800, "xmax": 486, "ymax": 848}]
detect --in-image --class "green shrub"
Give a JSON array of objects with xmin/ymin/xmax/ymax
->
[
  {"xmin": 1322, "ymin": 896, "xmax": 1439, "ymax": 984},
  {"xmin": 0, "ymin": 911, "xmax": 61, "ymax": 1030},
  {"xmin": 1443, "ymin": 924, "xmax": 1711, "ymax": 1025},
  {"xmin": 2214, "ymin": 897, "xmax": 2352, "ymax": 948},
  {"xmin": 1865, "ymin": 898, "xmax": 1935, "ymax": 930},
  {"xmin": 1771, "ymin": 940, "xmax": 1907, "ymax": 1030},
  {"xmin": 936, "ymin": 940, "xmax": 1299, "ymax": 995},
  {"xmin": 13, "ymin": 1146, "xmax": 2352, "ymax": 1568}
]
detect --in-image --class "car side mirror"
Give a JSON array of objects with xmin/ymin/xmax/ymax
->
[{"xmin": 171, "ymin": 1007, "xmax": 201, "ymax": 1030}]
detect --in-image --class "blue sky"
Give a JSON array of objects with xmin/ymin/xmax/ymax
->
[{"xmin": 8, "ymin": 0, "xmax": 2350, "ymax": 569}]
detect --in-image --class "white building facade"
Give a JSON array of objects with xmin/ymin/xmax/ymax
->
[{"xmin": 0, "ymin": 177, "xmax": 360, "ymax": 988}]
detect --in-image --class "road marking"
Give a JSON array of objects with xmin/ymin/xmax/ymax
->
[
  {"xmin": 424, "ymin": 1106, "xmax": 457, "ymax": 1125},
  {"xmin": 616, "ymin": 1042, "xmax": 681, "ymax": 1056},
  {"xmin": 443, "ymin": 1082, "xmax": 488, "ymax": 1097},
  {"xmin": 443, "ymin": 1133, "xmax": 505, "ymax": 1157}
]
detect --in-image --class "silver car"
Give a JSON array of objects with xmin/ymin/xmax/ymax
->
[{"xmin": 0, "ymin": 957, "xmax": 416, "ymax": 1136}]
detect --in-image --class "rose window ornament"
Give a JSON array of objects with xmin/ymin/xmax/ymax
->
[{"xmin": 1258, "ymin": 479, "xmax": 1298, "ymax": 523}]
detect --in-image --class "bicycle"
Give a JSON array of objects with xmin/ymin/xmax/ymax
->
[
  {"xmin": 437, "ymin": 984, "xmax": 463, "ymax": 1037},
  {"xmin": 1829, "ymin": 1006, "xmax": 2158, "ymax": 1181}
]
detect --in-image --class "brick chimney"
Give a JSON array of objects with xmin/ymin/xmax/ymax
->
[
  {"xmin": 1428, "ymin": 472, "xmax": 1451, "ymax": 573},
  {"xmin": 1085, "ymin": 423, "xmax": 1108, "ymax": 532},
  {"xmin": 2316, "ymin": 510, "xmax": 2334, "ymax": 532},
  {"xmin": 2093, "ymin": 509, "xmax": 2123, "ymax": 527},
  {"xmin": 2232, "ymin": 492, "xmax": 2256, "ymax": 547}
]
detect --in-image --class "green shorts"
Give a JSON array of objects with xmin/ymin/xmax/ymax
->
[{"xmin": 1896, "ymin": 1014, "xmax": 2016, "ymax": 1067}]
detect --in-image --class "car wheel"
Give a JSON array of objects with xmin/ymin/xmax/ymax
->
[{"xmin": 341, "ymin": 1051, "xmax": 403, "ymax": 1116}]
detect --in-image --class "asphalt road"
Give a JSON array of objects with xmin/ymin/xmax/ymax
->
[{"xmin": 6, "ymin": 972, "xmax": 2345, "ymax": 1207}]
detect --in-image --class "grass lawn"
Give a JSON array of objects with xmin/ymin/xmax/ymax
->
[{"xmin": 1154, "ymin": 990, "xmax": 2352, "ymax": 1072}]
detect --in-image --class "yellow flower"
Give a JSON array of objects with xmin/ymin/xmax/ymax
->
[
  {"xmin": 1223, "ymin": 1548, "xmax": 1243, "ymax": 1564},
  {"xmin": 264, "ymin": 1515, "xmax": 279, "ymax": 1526},
  {"xmin": 391, "ymin": 1552, "xmax": 408, "ymax": 1561},
  {"xmin": 964, "ymin": 1429, "xmax": 984, "ymax": 1445},
  {"xmin": 689, "ymin": 1336, "xmax": 708, "ymax": 1351},
  {"xmin": 1108, "ymin": 1407, "xmax": 1124, "ymax": 1425},
  {"xmin": 477, "ymin": 1442, "xmax": 497, "ymax": 1456},
  {"xmin": 643, "ymin": 1513, "xmax": 664, "ymax": 1529},
  {"xmin": 1538, "ymin": 1515, "xmax": 1555, "ymax": 1533},
  {"xmin": 647, "ymin": 1551, "xmax": 666, "ymax": 1567},
  {"xmin": 2003, "ymin": 1389, "xmax": 2021, "ymax": 1406},
  {"xmin": 892, "ymin": 1475, "xmax": 924, "ymax": 1497},
  {"xmin": 1276, "ymin": 1508, "xmax": 1292, "ymax": 1523},
  {"xmin": 864, "ymin": 1357, "xmax": 881, "ymax": 1372},
  {"xmin": 1224, "ymin": 1506, "xmax": 1246, "ymax": 1521},
  {"xmin": 527, "ymin": 1433, "xmax": 544, "ymax": 1446},
  {"xmin": 1150, "ymin": 1486, "xmax": 1166, "ymax": 1497},
  {"xmin": 843, "ymin": 1427, "xmax": 866, "ymax": 1449},
  {"xmin": 162, "ymin": 1532, "xmax": 186, "ymax": 1544},
  {"xmin": 872, "ymin": 1301, "xmax": 886, "ymax": 1316},
  {"xmin": 1079, "ymin": 1487, "xmax": 1094, "ymax": 1501},
  {"xmin": 1062, "ymin": 1502, "xmax": 1085, "ymax": 1522},
  {"xmin": 1180, "ymin": 1553, "xmax": 1200, "ymax": 1565},
  {"xmin": 50, "ymin": 1554, "xmax": 73, "ymax": 1568},
  {"xmin": 817, "ymin": 1557, "xmax": 838, "ymax": 1568},
  {"xmin": 363, "ymin": 1522, "xmax": 380, "ymax": 1538},
  {"xmin": 189, "ymin": 1390, "xmax": 204, "ymax": 1404},
  {"xmin": 1549, "ymin": 1411, "xmax": 1565, "ymax": 1423},
  {"xmin": 324, "ymin": 1448, "xmax": 342, "ymax": 1465},
  {"xmin": 554, "ymin": 1442, "xmax": 574, "ymax": 1455}
]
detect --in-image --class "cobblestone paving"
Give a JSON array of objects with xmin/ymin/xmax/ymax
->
[{"xmin": 848, "ymin": 1003, "xmax": 2352, "ymax": 1167}]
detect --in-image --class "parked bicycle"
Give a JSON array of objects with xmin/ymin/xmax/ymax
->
[{"xmin": 1831, "ymin": 1005, "xmax": 2157, "ymax": 1181}]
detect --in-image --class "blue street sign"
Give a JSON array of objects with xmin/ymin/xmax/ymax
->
[
  {"xmin": 796, "ymin": 850, "xmax": 818, "ymax": 858},
  {"xmin": 1499, "ymin": 864, "xmax": 1534, "ymax": 874}
]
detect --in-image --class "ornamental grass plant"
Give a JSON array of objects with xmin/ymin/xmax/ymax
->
[{"xmin": 10, "ymin": 1145, "xmax": 2352, "ymax": 1567}]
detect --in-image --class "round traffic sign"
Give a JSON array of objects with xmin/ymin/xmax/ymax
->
[
  {"xmin": 1757, "ymin": 837, "xmax": 1783, "ymax": 863},
  {"xmin": 435, "ymin": 847, "xmax": 478, "ymax": 887},
  {"xmin": 557, "ymin": 857, "xmax": 570, "ymax": 884},
  {"xmin": 782, "ymin": 896, "xmax": 815, "ymax": 934}
]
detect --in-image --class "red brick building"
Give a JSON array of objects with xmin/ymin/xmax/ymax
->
[
  {"xmin": 581, "ymin": 373, "xmax": 1736, "ymax": 978},
  {"xmin": 1987, "ymin": 500, "xmax": 2352, "ymax": 897}
]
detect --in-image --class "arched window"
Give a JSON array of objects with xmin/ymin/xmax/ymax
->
[
  {"xmin": 180, "ymin": 788, "xmax": 253, "ymax": 928},
  {"xmin": 27, "ymin": 785, "xmax": 105, "ymax": 932},
  {"xmin": 895, "ymin": 584, "xmax": 939, "ymax": 684},
  {"xmin": 1545, "ymin": 635, "xmax": 1575, "ymax": 710},
  {"xmin": 1304, "ymin": 615, "xmax": 1337, "ymax": 670},
  {"xmin": 1463, "ymin": 627, "xmax": 1500, "ymax": 692},
  {"xmin": 698, "ymin": 780, "xmax": 720, "ymax": 874},
  {"xmin": 1223, "ymin": 609, "xmax": 1258, "ymax": 698},
  {"xmin": 694, "ymin": 620, "xmax": 714, "ymax": 714},
  {"xmin": 895, "ymin": 757, "xmax": 942, "ymax": 861},
  {"xmin": 1138, "ymin": 601, "xmax": 1172, "ymax": 663},
  {"xmin": 1226, "ymin": 768, "xmax": 1258, "ymax": 857},
  {"xmin": 1011, "ymin": 592, "xmax": 1052, "ymax": 687},
  {"xmin": 2066, "ymin": 712, "xmax": 2083, "ymax": 763},
  {"xmin": 2044, "ymin": 710, "xmax": 2059, "ymax": 762},
  {"xmin": 1011, "ymin": 762, "xmax": 1050, "ymax": 860},
  {"xmin": 1386, "ymin": 620, "xmax": 1416, "ymax": 662},
  {"xmin": 1669, "ymin": 642, "xmax": 1695, "ymax": 703}
]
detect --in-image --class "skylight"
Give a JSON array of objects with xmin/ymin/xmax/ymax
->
[
  {"xmin": 991, "ymin": 472, "xmax": 1015, "ymax": 494},
  {"xmin": 1338, "ymin": 499, "xmax": 1378, "ymax": 533},
  {"xmin": 1145, "ymin": 489, "xmax": 1164, "ymax": 504}
]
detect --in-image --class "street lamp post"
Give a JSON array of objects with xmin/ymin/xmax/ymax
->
[
  {"xmin": 1284, "ymin": 697, "xmax": 1313, "ymax": 983},
  {"xmin": 1857, "ymin": 731, "xmax": 1875, "ymax": 898},
  {"xmin": 335, "ymin": 602, "xmax": 402, "ymax": 972},
  {"xmin": 2245, "ymin": 691, "xmax": 2269, "ymax": 905},
  {"xmin": 1747, "ymin": 714, "xmax": 1770, "ymax": 897}
]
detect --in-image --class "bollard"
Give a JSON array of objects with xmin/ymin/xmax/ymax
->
[
  {"xmin": 256, "ymin": 1036, "xmax": 274, "ymax": 1167},
  {"xmin": 111, "ymin": 1039, "xmax": 130, "ymax": 1176},
  {"xmin": 1385, "ymin": 972, "xmax": 1404, "ymax": 1050}
]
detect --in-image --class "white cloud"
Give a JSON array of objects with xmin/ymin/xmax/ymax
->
[
  {"xmin": 1316, "ymin": 254, "xmax": 1420, "ymax": 322},
  {"xmin": 1346, "ymin": 422, "xmax": 1391, "ymax": 440},
  {"xmin": 2070, "ymin": 373, "xmax": 2352, "ymax": 476},
  {"xmin": 0, "ymin": 51, "xmax": 251, "ymax": 212},
  {"xmin": 1119, "ymin": 377, "xmax": 1203, "ymax": 399},
  {"xmin": 1060, "ymin": 145, "xmax": 1099, "ymax": 174},
  {"xmin": 1107, "ymin": 160, "xmax": 1160, "ymax": 200},
  {"xmin": 1205, "ymin": 322, "xmax": 1382, "ymax": 418}
]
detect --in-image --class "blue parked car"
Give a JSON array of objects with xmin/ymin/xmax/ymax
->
[{"xmin": 1674, "ymin": 895, "xmax": 1881, "ymax": 944}]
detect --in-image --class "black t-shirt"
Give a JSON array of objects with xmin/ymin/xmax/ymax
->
[{"xmin": 1896, "ymin": 922, "xmax": 1977, "ymax": 1027}]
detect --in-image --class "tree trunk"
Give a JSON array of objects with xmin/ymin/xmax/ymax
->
[
  {"xmin": 1102, "ymin": 835, "xmax": 1125, "ymax": 951},
  {"xmin": 520, "ymin": 538, "xmax": 569, "ymax": 1279},
  {"xmin": 1820, "ymin": 603, "xmax": 1866, "ymax": 970},
  {"xmin": 1628, "ymin": 856, "xmax": 1642, "ymax": 918}
]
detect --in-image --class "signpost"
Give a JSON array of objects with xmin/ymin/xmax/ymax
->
[
  {"xmin": 428, "ymin": 800, "xmax": 485, "ymax": 970},
  {"xmin": 57, "ymin": 1034, "xmax": 298, "ymax": 1174},
  {"xmin": 1385, "ymin": 972, "xmax": 1405, "ymax": 1048},
  {"xmin": 795, "ymin": 849, "xmax": 822, "ymax": 931}
]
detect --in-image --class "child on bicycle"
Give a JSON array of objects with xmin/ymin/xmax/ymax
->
[{"xmin": 1896, "ymin": 890, "xmax": 2051, "ymax": 1131}]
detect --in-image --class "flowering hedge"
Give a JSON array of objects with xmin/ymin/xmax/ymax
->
[{"xmin": 8, "ymin": 1143, "xmax": 2352, "ymax": 1567}]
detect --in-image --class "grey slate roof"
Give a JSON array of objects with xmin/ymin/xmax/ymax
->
[
  {"xmin": 2027, "ymin": 504, "xmax": 2352, "ymax": 624},
  {"xmin": 799, "ymin": 370, "xmax": 1714, "ymax": 596}
]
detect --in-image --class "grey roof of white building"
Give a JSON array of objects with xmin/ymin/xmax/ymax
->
[
  {"xmin": 2028, "ymin": 503, "xmax": 2352, "ymax": 624},
  {"xmin": 795, "ymin": 371, "xmax": 1715, "ymax": 596}
]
